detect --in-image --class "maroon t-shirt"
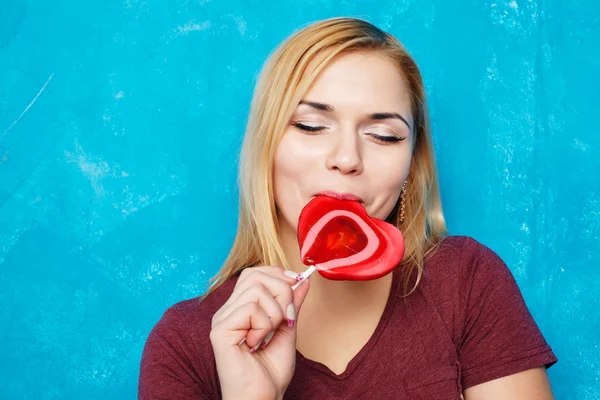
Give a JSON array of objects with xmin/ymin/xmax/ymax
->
[{"xmin": 138, "ymin": 236, "xmax": 558, "ymax": 399}]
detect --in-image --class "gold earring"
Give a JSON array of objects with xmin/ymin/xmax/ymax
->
[{"xmin": 399, "ymin": 181, "xmax": 407, "ymax": 225}]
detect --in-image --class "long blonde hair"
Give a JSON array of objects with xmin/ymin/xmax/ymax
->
[{"xmin": 204, "ymin": 17, "xmax": 447, "ymax": 298}]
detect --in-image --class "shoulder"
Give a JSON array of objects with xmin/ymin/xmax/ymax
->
[
  {"xmin": 422, "ymin": 237, "xmax": 559, "ymax": 388},
  {"xmin": 141, "ymin": 278, "xmax": 239, "ymax": 390},
  {"xmin": 157, "ymin": 277, "xmax": 239, "ymax": 339},
  {"xmin": 139, "ymin": 278, "xmax": 239, "ymax": 398},
  {"xmin": 146, "ymin": 277, "xmax": 239, "ymax": 367},
  {"xmin": 422, "ymin": 235, "xmax": 510, "ymax": 284},
  {"xmin": 416, "ymin": 235, "xmax": 518, "ymax": 330},
  {"xmin": 426, "ymin": 234, "xmax": 503, "ymax": 263}
]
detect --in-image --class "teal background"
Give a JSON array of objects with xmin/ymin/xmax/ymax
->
[{"xmin": 1, "ymin": 0, "xmax": 598, "ymax": 398}]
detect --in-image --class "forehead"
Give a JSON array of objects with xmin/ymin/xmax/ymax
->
[{"xmin": 301, "ymin": 51, "xmax": 412, "ymax": 115}]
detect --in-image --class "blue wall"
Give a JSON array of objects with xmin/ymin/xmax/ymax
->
[{"xmin": 1, "ymin": 1, "xmax": 598, "ymax": 398}]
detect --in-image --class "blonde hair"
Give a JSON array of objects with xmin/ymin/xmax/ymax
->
[{"xmin": 204, "ymin": 17, "xmax": 447, "ymax": 298}]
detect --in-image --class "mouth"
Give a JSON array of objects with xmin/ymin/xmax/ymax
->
[{"xmin": 314, "ymin": 191, "xmax": 364, "ymax": 203}]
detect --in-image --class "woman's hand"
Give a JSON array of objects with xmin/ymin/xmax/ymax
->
[{"xmin": 210, "ymin": 266, "xmax": 311, "ymax": 400}]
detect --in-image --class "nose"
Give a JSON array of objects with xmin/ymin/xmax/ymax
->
[{"xmin": 325, "ymin": 128, "xmax": 363, "ymax": 175}]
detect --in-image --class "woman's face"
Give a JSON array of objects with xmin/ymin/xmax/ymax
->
[{"xmin": 273, "ymin": 51, "xmax": 414, "ymax": 236}]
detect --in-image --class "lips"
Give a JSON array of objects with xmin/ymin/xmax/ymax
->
[{"xmin": 314, "ymin": 191, "xmax": 364, "ymax": 203}]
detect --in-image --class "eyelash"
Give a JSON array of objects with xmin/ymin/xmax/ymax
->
[
  {"xmin": 291, "ymin": 122, "xmax": 323, "ymax": 132},
  {"xmin": 290, "ymin": 122, "xmax": 405, "ymax": 144}
]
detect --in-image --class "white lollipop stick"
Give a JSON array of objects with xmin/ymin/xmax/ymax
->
[
  {"xmin": 291, "ymin": 265, "xmax": 316, "ymax": 290},
  {"xmin": 238, "ymin": 265, "xmax": 317, "ymax": 347}
]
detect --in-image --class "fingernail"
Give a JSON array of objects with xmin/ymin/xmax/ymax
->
[
  {"xmin": 286, "ymin": 303, "xmax": 296, "ymax": 328},
  {"xmin": 284, "ymin": 270, "xmax": 299, "ymax": 279},
  {"xmin": 250, "ymin": 342, "xmax": 261, "ymax": 354},
  {"xmin": 261, "ymin": 331, "xmax": 274, "ymax": 348}
]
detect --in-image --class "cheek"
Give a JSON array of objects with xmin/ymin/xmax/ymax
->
[
  {"xmin": 365, "ymin": 149, "xmax": 411, "ymax": 219},
  {"xmin": 274, "ymin": 135, "xmax": 303, "ymax": 185},
  {"xmin": 273, "ymin": 134, "xmax": 316, "ymax": 225},
  {"xmin": 274, "ymin": 133, "xmax": 321, "ymax": 182},
  {"xmin": 370, "ymin": 148, "xmax": 411, "ymax": 188}
]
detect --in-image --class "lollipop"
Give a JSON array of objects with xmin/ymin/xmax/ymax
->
[
  {"xmin": 239, "ymin": 194, "xmax": 405, "ymax": 348},
  {"xmin": 292, "ymin": 195, "xmax": 405, "ymax": 288}
]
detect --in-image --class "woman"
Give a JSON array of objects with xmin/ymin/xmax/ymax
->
[{"xmin": 138, "ymin": 17, "xmax": 558, "ymax": 399}]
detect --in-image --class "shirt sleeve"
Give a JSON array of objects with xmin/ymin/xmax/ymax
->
[
  {"xmin": 138, "ymin": 306, "xmax": 216, "ymax": 400},
  {"xmin": 458, "ymin": 237, "xmax": 558, "ymax": 390}
]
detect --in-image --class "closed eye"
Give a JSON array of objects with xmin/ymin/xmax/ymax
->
[
  {"xmin": 291, "ymin": 122, "xmax": 406, "ymax": 144},
  {"xmin": 369, "ymin": 134, "xmax": 406, "ymax": 144},
  {"xmin": 291, "ymin": 122, "xmax": 326, "ymax": 132}
]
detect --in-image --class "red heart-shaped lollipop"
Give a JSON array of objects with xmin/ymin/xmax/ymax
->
[{"xmin": 296, "ymin": 195, "xmax": 405, "ymax": 281}]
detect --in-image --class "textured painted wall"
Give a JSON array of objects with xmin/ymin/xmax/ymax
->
[{"xmin": 1, "ymin": 0, "xmax": 598, "ymax": 398}]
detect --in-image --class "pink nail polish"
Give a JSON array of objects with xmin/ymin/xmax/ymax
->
[
  {"xmin": 286, "ymin": 304, "xmax": 296, "ymax": 328},
  {"xmin": 249, "ymin": 342, "xmax": 261, "ymax": 354},
  {"xmin": 262, "ymin": 331, "xmax": 274, "ymax": 348}
]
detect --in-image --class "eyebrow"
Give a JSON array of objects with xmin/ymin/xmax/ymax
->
[{"xmin": 298, "ymin": 100, "xmax": 412, "ymax": 131}]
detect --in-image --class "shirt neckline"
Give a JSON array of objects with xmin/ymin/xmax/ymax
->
[{"xmin": 295, "ymin": 266, "xmax": 402, "ymax": 380}]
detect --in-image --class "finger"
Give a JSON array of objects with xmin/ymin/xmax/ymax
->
[
  {"xmin": 215, "ymin": 283, "xmax": 286, "ymax": 329},
  {"xmin": 237, "ymin": 265, "xmax": 298, "ymax": 283},
  {"xmin": 211, "ymin": 301, "xmax": 274, "ymax": 349},
  {"xmin": 226, "ymin": 271, "xmax": 295, "ymax": 317},
  {"xmin": 235, "ymin": 266, "xmax": 300, "ymax": 294}
]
